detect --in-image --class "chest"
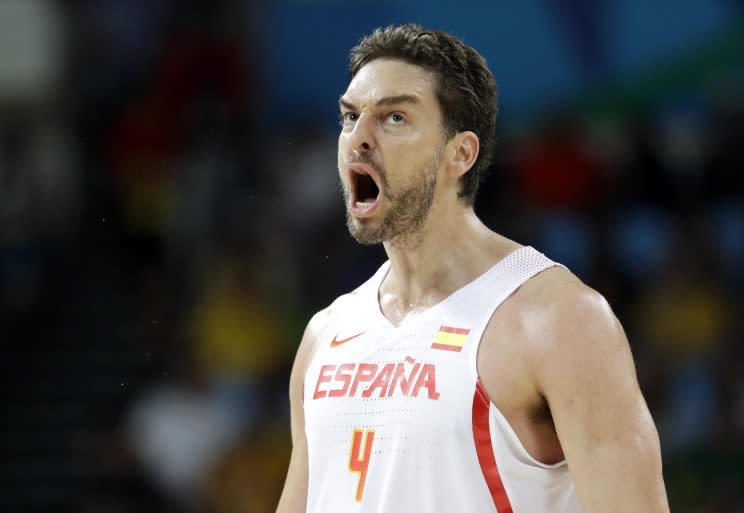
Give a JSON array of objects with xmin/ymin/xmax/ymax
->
[{"xmin": 304, "ymin": 319, "xmax": 480, "ymax": 441}]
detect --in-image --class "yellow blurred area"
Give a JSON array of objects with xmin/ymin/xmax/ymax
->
[
  {"xmin": 206, "ymin": 422, "xmax": 291, "ymax": 513},
  {"xmin": 635, "ymin": 281, "xmax": 730, "ymax": 358},
  {"xmin": 190, "ymin": 261, "xmax": 286, "ymax": 379}
]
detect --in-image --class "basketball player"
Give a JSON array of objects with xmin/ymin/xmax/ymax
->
[{"xmin": 276, "ymin": 24, "xmax": 669, "ymax": 513}]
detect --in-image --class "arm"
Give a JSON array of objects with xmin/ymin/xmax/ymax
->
[
  {"xmin": 531, "ymin": 282, "xmax": 669, "ymax": 513},
  {"xmin": 276, "ymin": 311, "xmax": 328, "ymax": 513}
]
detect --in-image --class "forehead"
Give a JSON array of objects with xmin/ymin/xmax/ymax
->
[{"xmin": 343, "ymin": 58, "xmax": 438, "ymax": 108}]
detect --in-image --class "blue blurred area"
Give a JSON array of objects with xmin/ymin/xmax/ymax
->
[
  {"xmin": 2, "ymin": 1, "xmax": 743, "ymax": 512},
  {"xmin": 261, "ymin": 0, "xmax": 741, "ymax": 120}
]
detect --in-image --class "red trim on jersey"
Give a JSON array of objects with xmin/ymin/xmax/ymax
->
[
  {"xmin": 472, "ymin": 378, "xmax": 513, "ymax": 513},
  {"xmin": 439, "ymin": 325, "xmax": 470, "ymax": 335},
  {"xmin": 431, "ymin": 343, "xmax": 463, "ymax": 352}
]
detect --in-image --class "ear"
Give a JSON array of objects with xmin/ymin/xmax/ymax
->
[{"xmin": 446, "ymin": 131, "xmax": 479, "ymax": 179}]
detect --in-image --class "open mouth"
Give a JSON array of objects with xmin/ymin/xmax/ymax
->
[{"xmin": 348, "ymin": 164, "xmax": 382, "ymax": 217}]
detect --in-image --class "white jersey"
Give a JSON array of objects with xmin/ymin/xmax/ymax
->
[{"xmin": 303, "ymin": 246, "xmax": 583, "ymax": 513}]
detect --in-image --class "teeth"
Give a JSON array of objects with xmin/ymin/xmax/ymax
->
[{"xmin": 357, "ymin": 201, "xmax": 373, "ymax": 209}]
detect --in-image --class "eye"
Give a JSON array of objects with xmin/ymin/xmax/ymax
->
[
  {"xmin": 386, "ymin": 112, "xmax": 406, "ymax": 125},
  {"xmin": 339, "ymin": 112, "xmax": 358, "ymax": 127}
]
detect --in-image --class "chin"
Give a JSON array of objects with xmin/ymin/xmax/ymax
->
[{"xmin": 346, "ymin": 216, "xmax": 386, "ymax": 245}]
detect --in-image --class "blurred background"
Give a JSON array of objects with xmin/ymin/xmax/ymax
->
[{"xmin": 2, "ymin": 0, "xmax": 743, "ymax": 511}]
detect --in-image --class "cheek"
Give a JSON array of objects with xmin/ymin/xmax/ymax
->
[
  {"xmin": 337, "ymin": 154, "xmax": 345, "ymax": 177},
  {"xmin": 337, "ymin": 157, "xmax": 348, "ymax": 189},
  {"xmin": 337, "ymin": 143, "xmax": 344, "ymax": 172},
  {"xmin": 338, "ymin": 130, "xmax": 350, "ymax": 150},
  {"xmin": 337, "ymin": 135, "xmax": 348, "ymax": 167}
]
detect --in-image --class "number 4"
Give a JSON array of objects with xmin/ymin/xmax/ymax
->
[{"xmin": 348, "ymin": 429, "xmax": 375, "ymax": 502}]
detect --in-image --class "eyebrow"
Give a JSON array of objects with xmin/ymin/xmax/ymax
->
[{"xmin": 339, "ymin": 94, "xmax": 421, "ymax": 111}]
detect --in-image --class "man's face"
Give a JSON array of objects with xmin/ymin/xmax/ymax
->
[{"xmin": 337, "ymin": 59, "xmax": 446, "ymax": 247}]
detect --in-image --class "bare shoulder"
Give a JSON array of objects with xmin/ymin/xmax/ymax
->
[
  {"xmin": 506, "ymin": 266, "xmax": 622, "ymax": 344},
  {"xmin": 511, "ymin": 266, "xmax": 611, "ymax": 317},
  {"xmin": 494, "ymin": 266, "xmax": 634, "ymax": 387}
]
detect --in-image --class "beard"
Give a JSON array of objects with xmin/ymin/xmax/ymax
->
[{"xmin": 340, "ymin": 150, "xmax": 440, "ymax": 249}]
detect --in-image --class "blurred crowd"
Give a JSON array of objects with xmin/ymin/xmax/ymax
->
[{"xmin": 2, "ymin": 1, "xmax": 742, "ymax": 512}]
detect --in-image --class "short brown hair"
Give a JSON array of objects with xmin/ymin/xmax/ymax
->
[{"xmin": 349, "ymin": 23, "xmax": 498, "ymax": 205}]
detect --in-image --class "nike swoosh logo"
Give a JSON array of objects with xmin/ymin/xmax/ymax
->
[{"xmin": 330, "ymin": 332, "xmax": 365, "ymax": 348}]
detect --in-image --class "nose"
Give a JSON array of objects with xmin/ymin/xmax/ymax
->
[{"xmin": 346, "ymin": 113, "xmax": 375, "ymax": 153}]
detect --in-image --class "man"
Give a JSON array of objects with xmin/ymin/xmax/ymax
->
[{"xmin": 277, "ymin": 24, "xmax": 669, "ymax": 513}]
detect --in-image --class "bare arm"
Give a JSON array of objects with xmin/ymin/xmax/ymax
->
[
  {"xmin": 531, "ymin": 283, "xmax": 669, "ymax": 513},
  {"xmin": 276, "ymin": 311, "xmax": 328, "ymax": 513}
]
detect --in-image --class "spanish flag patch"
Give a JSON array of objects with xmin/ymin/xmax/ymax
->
[{"xmin": 431, "ymin": 325, "xmax": 470, "ymax": 352}]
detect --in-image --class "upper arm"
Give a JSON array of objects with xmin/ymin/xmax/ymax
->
[
  {"xmin": 276, "ymin": 309, "xmax": 329, "ymax": 513},
  {"xmin": 530, "ymin": 283, "xmax": 669, "ymax": 513}
]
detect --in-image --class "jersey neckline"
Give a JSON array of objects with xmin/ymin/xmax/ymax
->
[{"xmin": 369, "ymin": 245, "xmax": 535, "ymax": 329}]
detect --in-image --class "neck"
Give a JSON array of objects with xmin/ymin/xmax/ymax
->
[{"xmin": 380, "ymin": 203, "xmax": 521, "ymax": 318}]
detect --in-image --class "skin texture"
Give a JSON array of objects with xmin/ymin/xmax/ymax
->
[{"xmin": 276, "ymin": 58, "xmax": 670, "ymax": 513}]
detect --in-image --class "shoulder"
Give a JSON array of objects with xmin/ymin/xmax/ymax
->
[
  {"xmin": 290, "ymin": 261, "xmax": 387, "ymax": 389},
  {"xmin": 288, "ymin": 305, "xmax": 333, "ymax": 403},
  {"xmin": 500, "ymin": 265, "xmax": 618, "ymax": 337},
  {"xmin": 517, "ymin": 266, "xmax": 617, "ymax": 336},
  {"xmin": 492, "ymin": 265, "xmax": 632, "ymax": 388},
  {"xmin": 291, "ymin": 301, "xmax": 338, "ymax": 376},
  {"xmin": 289, "ymin": 288, "xmax": 364, "ymax": 384}
]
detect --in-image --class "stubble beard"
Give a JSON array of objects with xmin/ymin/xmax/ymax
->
[{"xmin": 341, "ymin": 152, "xmax": 440, "ymax": 250}]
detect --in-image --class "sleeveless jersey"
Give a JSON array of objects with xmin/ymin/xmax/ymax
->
[{"xmin": 303, "ymin": 246, "xmax": 583, "ymax": 513}]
